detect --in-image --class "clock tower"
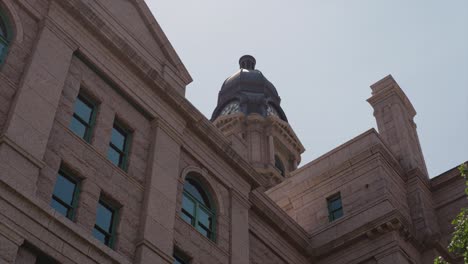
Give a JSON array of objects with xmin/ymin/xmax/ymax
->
[{"xmin": 211, "ymin": 55, "xmax": 304, "ymax": 187}]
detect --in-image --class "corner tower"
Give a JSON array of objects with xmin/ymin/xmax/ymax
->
[{"xmin": 212, "ymin": 55, "xmax": 304, "ymax": 187}]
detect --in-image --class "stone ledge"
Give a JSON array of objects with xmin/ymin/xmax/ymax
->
[
  {"xmin": 0, "ymin": 134, "xmax": 46, "ymax": 169},
  {"xmin": 249, "ymin": 189, "xmax": 310, "ymax": 250}
]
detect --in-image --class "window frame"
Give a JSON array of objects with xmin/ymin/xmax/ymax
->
[
  {"xmin": 93, "ymin": 198, "xmax": 119, "ymax": 249},
  {"xmin": 327, "ymin": 192, "xmax": 343, "ymax": 222},
  {"xmin": 0, "ymin": 7, "xmax": 12, "ymax": 65},
  {"xmin": 70, "ymin": 92, "xmax": 98, "ymax": 142},
  {"xmin": 108, "ymin": 121, "xmax": 132, "ymax": 171},
  {"xmin": 50, "ymin": 168, "xmax": 80, "ymax": 221},
  {"xmin": 181, "ymin": 177, "xmax": 216, "ymax": 241}
]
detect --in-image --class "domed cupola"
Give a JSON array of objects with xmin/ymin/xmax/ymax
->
[
  {"xmin": 211, "ymin": 55, "xmax": 304, "ymax": 188},
  {"xmin": 211, "ymin": 55, "xmax": 288, "ymax": 122}
]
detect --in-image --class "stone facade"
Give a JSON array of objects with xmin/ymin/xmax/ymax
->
[{"xmin": 0, "ymin": 1, "xmax": 465, "ymax": 264}]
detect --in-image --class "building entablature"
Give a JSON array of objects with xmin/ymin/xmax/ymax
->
[
  {"xmin": 267, "ymin": 128, "xmax": 404, "ymax": 201},
  {"xmin": 307, "ymin": 210, "xmax": 416, "ymax": 260},
  {"xmin": 214, "ymin": 113, "xmax": 305, "ymax": 162}
]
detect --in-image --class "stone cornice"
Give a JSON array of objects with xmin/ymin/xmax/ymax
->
[
  {"xmin": 279, "ymin": 130, "xmax": 404, "ymax": 198},
  {"xmin": 431, "ymin": 163, "xmax": 465, "ymax": 190},
  {"xmin": 308, "ymin": 210, "xmax": 415, "ymax": 259},
  {"xmin": 249, "ymin": 188, "xmax": 310, "ymax": 250},
  {"xmin": 268, "ymin": 116, "xmax": 305, "ymax": 155},
  {"xmin": 368, "ymin": 74, "xmax": 416, "ymax": 117}
]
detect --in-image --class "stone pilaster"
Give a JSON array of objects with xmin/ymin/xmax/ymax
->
[
  {"xmin": 135, "ymin": 119, "xmax": 184, "ymax": 264},
  {"xmin": 230, "ymin": 191, "xmax": 251, "ymax": 264},
  {"xmin": 0, "ymin": 19, "xmax": 76, "ymax": 196}
]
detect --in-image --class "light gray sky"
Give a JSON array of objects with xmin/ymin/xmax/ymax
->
[{"xmin": 147, "ymin": 0, "xmax": 468, "ymax": 177}]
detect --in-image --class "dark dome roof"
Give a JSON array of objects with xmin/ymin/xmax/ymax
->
[{"xmin": 211, "ymin": 55, "xmax": 288, "ymax": 122}]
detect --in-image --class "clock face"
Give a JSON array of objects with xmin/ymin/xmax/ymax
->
[
  {"xmin": 267, "ymin": 104, "xmax": 279, "ymax": 117},
  {"xmin": 220, "ymin": 101, "xmax": 240, "ymax": 116}
]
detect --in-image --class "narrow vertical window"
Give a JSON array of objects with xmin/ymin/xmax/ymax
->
[
  {"xmin": 180, "ymin": 177, "xmax": 216, "ymax": 240},
  {"xmin": 93, "ymin": 199, "xmax": 118, "ymax": 248},
  {"xmin": 107, "ymin": 122, "xmax": 131, "ymax": 170},
  {"xmin": 0, "ymin": 9, "xmax": 11, "ymax": 65},
  {"xmin": 327, "ymin": 193, "xmax": 343, "ymax": 222},
  {"xmin": 173, "ymin": 251, "xmax": 189, "ymax": 264},
  {"xmin": 275, "ymin": 155, "xmax": 285, "ymax": 177},
  {"xmin": 172, "ymin": 249, "xmax": 189, "ymax": 264},
  {"xmin": 70, "ymin": 94, "xmax": 96, "ymax": 142},
  {"xmin": 50, "ymin": 169, "xmax": 80, "ymax": 220},
  {"xmin": 36, "ymin": 254, "xmax": 58, "ymax": 264}
]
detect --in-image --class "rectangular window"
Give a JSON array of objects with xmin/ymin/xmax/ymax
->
[
  {"xmin": 107, "ymin": 122, "xmax": 131, "ymax": 170},
  {"xmin": 50, "ymin": 169, "xmax": 80, "ymax": 220},
  {"xmin": 93, "ymin": 199, "xmax": 118, "ymax": 248},
  {"xmin": 36, "ymin": 254, "xmax": 58, "ymax": 264},
  {"xmin": 70, "ymin": 93, "xmax": 96, "ymax": 142},
  {"xmin": 173, "ymin": 251, "xmax": 189, "ymax": 264},
  {"xmin": 327, "ymin": 193, "xmax": 343, "ymax": 222}
]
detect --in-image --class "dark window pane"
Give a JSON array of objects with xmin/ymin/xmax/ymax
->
[
  {"xmin": 183, "ymin": 179, "xmax": 210, "ymax": 208},
  {"xmin": 329, "ymin": 198, "xmax": 342, "ymax": 211},
  {"xmin": 36, "ymin": 255, "xmax": 58, "ymax": 264},
  {"xmin": 92, "ymin": 228, "xmax": 107, "ymax": 244},
  {"xmin": 181, "ymin": 211, "xmax": 193, "ymax": 225},
  {"xmin": 52, "ymin": 174, "xmax": 76, "ymax": 205},
  {"xmin": 51, "ymin": 199, "xmax": 69, "ymax": 217},
  {"xmin": 275, "ymin": 155, "xmax": 285, "ymax": 176},
  {"xmin": 198, "ymin": 208, "xmax": 211, "ymax": 228},
  {"xmin": 328, "ymin": 194, "xmax": 343, "ymax": 222},
  {"xmin": 0, "ymin": 18, "xmax": 6, "ymax": 39},
  {"xmin": 333, "ymin": 209, "xmax": 343, "ymax": 220},
  {"xmin": 96, "ymin": 202, "xmax": 113, "ymax": 232},
  {"xmin": 107, "ymin": 147, "xmax": 122, "ymax": 166},
  {"xmin": 73, "ymin": 97, "xmax": 93, "ymax": 122},
  {"xmin": 196, "ymin": 224, "xmax": 210, "ymax": 238},
  {"xmin": 111, "ymin": 127, "xmax": 126, "ymax": 150},
  {"xmin": 70, "ymin": 117, "xmax": 87, "ymax": 138},
  {"xmin": 174, "ymin": 255, "xmax": 186, "ymax": 264},
  {"xmin": 0, "ymin": 42, "xmax": 5, "ymax": 56},
  {"xmin": 182, "ymin": 195, "xmax": 195, "ymax": 215}
]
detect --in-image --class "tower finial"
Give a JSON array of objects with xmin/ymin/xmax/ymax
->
[{"xmin": 239, "ymin": 55, "xmax": 256, "ymax": 70}]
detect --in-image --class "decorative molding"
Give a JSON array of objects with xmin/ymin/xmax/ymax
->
[
  {"xmin": 179, "ymin": 165, "xmax": 226, "ymax": 216},
  {"xmin": 1, "ymin": 0, "xmax": 24, "ymax": 43},
  {"xmin": 135, "ymin": 239, "xmax": 174, "ymax": 264},
  {"xmin": 0, "ymin": 135, "xmax": 45, "ymax": 169}
]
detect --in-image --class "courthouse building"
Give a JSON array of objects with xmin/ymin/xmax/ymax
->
[{"xmin": 0, "ymin": 0, "xmax": 466, "ymax": 263}]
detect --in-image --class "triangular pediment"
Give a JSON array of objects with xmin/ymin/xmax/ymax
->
[{"xmin": 94, "ymin": 0, "xmax": 191, "ymax": 84}]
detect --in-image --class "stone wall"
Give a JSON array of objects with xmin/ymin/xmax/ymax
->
[{"xmin": 0, "ymin": 0, "xmax": 43, "ymax": 131}]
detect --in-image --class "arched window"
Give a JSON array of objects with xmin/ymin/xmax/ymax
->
[
  {"xmin": 180, "ymin": 176, "xmax": 216, "ymax": 240},
  {"xmin": 0, "ymin": 8, "xmax": 11, "ymax": 65},
  {"xmin": 275, "ymin": 155, "xmax": 285, "ymax": 177}
]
